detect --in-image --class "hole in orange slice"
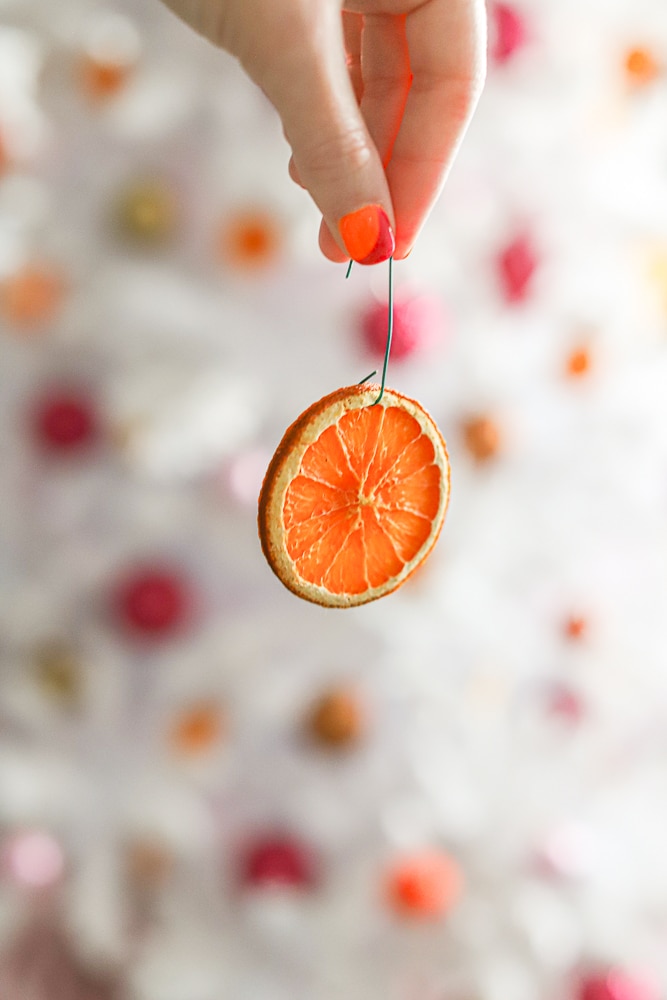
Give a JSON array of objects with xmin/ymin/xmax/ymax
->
[{"xmin": 258, "ymin": 385, "xmax": 450, "ymax": 607}]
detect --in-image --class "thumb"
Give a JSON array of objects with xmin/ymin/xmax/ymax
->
[{"xmin": 239, "ymin": 2, "xmax": 396, "ymax": 265}]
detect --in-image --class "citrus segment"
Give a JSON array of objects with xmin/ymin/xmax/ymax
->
[{"xmin": 258, "ymin": 385, "xmax": 450, "ymax": 607}]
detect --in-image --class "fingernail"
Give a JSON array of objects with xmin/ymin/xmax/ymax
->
[{"xmin": 338, "ymin": 205, "xmax": 395, "ymax": 265}]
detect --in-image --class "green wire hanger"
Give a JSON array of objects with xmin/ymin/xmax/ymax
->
[{"xmin": 349, "ymin": 256, "xmax": 394, "ymax": 406}]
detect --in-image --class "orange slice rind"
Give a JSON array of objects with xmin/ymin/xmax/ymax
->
[{"xmin": 258, "ymin": 384, "xmax": 450, "ymax": 608}]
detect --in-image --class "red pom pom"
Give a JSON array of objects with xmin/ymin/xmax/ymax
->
[
  {"xmin": 490, "ymin": 3, "xmax": 527, "ymax": 65},
  {"xmin": 240, "ymin": 835, "xmax": 318, "ymax": 890},
  {"xmin": 361, "ymin": 293, "xmax": 446, "ymax": 361},
  {"xmin": 32, "ymin": 391, "xmax": 98, "ymax": 454},
  {"xmin": 114, "ymin": 567, "xmax": 191, "ymax": 637},
  {"xmin": 497, "ymin": 234, "xmax": 538, "ymax": 303}
]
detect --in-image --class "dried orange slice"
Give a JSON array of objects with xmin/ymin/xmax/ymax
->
[{"xmin": 258, "ymin": 384, "xmax": 450, "ymax": 607}]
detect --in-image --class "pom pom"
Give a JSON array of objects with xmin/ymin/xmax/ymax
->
[
  {"xmin": 1, "ymin": 265, "xmax": 64, "ymax": 331},
  {"xmin": 31, "ymin": 390, "xmax": 99, "ymax": 454},
  {"xmin": 216, "ymin": 209, "xmax": 282, "ymax": 270},
  {"xmin": 79, "ymin": 57, "xmax": 133, "ymax": 101},
  {"xmin": 33, "ymin": 643, "xmax": 82, "ymax": 705},
  {"xmin": 361, "ymin": 293, "xmax": 446, "ymax": 361},
  {"xmin": 239, "ymin": 835, "xmax": 319, "ymax": 890},
  {"xmin": 489, "ymin": 3, "xmax": 528, "ymax": 65},
  {"xmin": 169, "ymin": 702, "xmax": 225, "ymax": 755},
  {"xmin": 384, "ymin": 850, "xmax": 464, "ymax": 919},
  {"xmin": 78, "ymin": 12, "xmax": 140, "ymax": 102},
  {"xmin": 115, "ymin": 180, "xmax": 178, "ymax": 245},
  {"xmin": 566, "ymin": 347, "xmax": 592, "ymax": 378},
  {"xmin": 2, "ymin": 830, "xmax": 65, "ymax": 889},
  {"xmin": 578, "ymin": 972, "xmax": 658, "ymax": 1000},
  {"xmin": 497, "ymin": 234, "xmax": 538, "ymax": 303},
  {"xmin": 624, "ymin": 47, "xmax": 660, "ymax": 87},
  {"xmin": 564, "ymin": 615, "xmax": 587, "ymax": 640},
  {"xmin": 113, "ymin": 566, "xmax": 192, "ymax": 638},
  {"xmin": 461, "ymin": 415, "xmax": 501, "ymax": 463},
  {"xmin": 306, "ymin": 687, "xmax": 364, "ymax": 749}
]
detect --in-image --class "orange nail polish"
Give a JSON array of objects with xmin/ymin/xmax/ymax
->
[{"xmin": 339, "ymin": 205, "xmax": 395, "ymax": 265}]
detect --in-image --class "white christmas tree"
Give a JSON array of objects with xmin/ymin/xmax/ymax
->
[{"xmin": 1, "ymin": 1, "xmax": 667, "ymax": 998}]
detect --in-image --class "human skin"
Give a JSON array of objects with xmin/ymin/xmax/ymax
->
[{"xmin": 160, "ymin": 0, "xmax": 486, "ymax": 261}]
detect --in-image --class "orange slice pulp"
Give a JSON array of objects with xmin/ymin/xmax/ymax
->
[{"xmin": 258, "ymin": 384, "xmax": 450, "ymax": 607}]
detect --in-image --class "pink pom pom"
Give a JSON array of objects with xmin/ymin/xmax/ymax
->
[
  {"xmin": 489, "ymin": 3, "xmax": 527, "ymax": 66},
  {"xmin": 361, "ymin": 293, "xmax": 446, "ymax": 361},
  {"xmin": 497, "ymin": 234, "xmax": 538, "ymax": 303},
  {"xmin": 578, "ymin": 972, "xmax": 659, "ymax": 1000}
]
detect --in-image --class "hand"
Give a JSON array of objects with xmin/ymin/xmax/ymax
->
[{"xmin": 161, "ymin": 0, "xmax": 486, "ymax": 263}]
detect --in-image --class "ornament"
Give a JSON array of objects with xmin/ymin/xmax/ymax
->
[
  {"xmin": 306, "ymin": 687, "xmax": 364, "ymax": 748},
  {"xmin": 360, "ymin": 293, "xmax": 446, "ymax": 361},
  {"xmin": 566, "ymin": 347, "xmax": 591, "ymax": 378},
  {"xmin": 384, "ymin": 849, "xmax": 464, "ymax": 919},
  {"xmin": 79, "ymin": 56, "xmax": 132, "ymax": 101},
  {"xmin": 115, "ymin": 179, "xmax": 178, "ymax": 245},
  {"xmin": 169, "ymin": 702, "xmax": 224, "ymax": 755},
  {"xmin": 497, "ymin": 234, "xmax": 538, "ymax": 303},
  {"xmin": 461, "ymin": 415, "xmax": 501, "ymax": 462},
  {"xmin": 216, "ymin": 209, "xmax": 282, "ymax": 270},
  {"xmin": 1, "ymin": 264, "xmax": 64, "ymax": 331},
  {"xmin": 257, "ymin": 383, "xmax": 450, "ymax": 607},
  {"xmin": 239, "ymin": 834, "xmax": 319, "ymax": 890},
  {"xmin": 545, "ymin": 682, "xmax": 585, "ymax": 723},
  {"xmin": 125, "ymin": 838, "xmax": 173, "ymax": 888},
  {"xmin": 577, "ymin": 971, "xmax": 658, "ymax": 1000},
  {"xmin": 489, "ymin": 2, "xmax": 527, "ymax": 65},
  {"xmin": 31, "ymin": 389, "xmax": 99, "ymax": 454},
  {"xmin": 624, "ymin": 47, "xmax": 660, "ymax": 87},
  {"xmin": 2, "ymin": 830, "xmax": 64, "ymax": 889},
  {"xmin": 564, "ymin": 615, "xmax": 587, "ymax": 641},
  {"xmin": 113, "ymin": 566, "xmax": 192, "ymax": 638},
  {"xmin": 33, "ymin": 642, "xmax": 82, "ymax": 705},
  {"xmin": 78, "ymin": 12, "xmax": 140, "ymax": 102}
]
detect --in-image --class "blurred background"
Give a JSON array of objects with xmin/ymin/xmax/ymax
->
[{"xmin": 1, "ymin": 0, "xmax": 667, "ymax": 997}]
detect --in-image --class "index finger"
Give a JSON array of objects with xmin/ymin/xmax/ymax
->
[{"xmin": 387, "ymin": 0, "xmax": 486, "ymax": 258}]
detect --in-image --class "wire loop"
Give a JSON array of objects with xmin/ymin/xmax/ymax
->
[{"xmin": 353, "ymin": 256, "xmax": 394, "ymax": 404}]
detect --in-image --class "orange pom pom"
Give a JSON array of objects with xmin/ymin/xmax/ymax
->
[
  {"xmin": 461, "ymin": 416, "xmax": 501, "ymax": 463},
  {"xmin": 170, "ymin": 702, "xmax": 224, "ymax": 755},
  {"xmin": 564, "ymin": 615, "xmax": 587, "ymax": 641},
  {"xmin": 217, "ymin": 210, "xmax": 282, "ymax": 270},
  {"xmin": 566, "ymin": 347, "xmax": 591, "ymax": 378},
  {"xmin": 624, "ymin": 47, "xmax": 660, "ymax": 86},
  {"xmin": 307, "ymin": 688, "xmax": 364, "ymax": 748},
  {"xmin": 385, "ymin": 850, "xmax": 464, "ymax": 919},
  {"xmin": 80, "ymin": 55, "xmax": 132, "ymax": 100},
  {"xmin": 1, "ymin": 265, "xmax": 64, "ymax": 331}
]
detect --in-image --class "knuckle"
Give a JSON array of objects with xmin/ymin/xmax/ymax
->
[{"xmin": 297, "ymin": 126, "xmax": 373, "ymax": 183}]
